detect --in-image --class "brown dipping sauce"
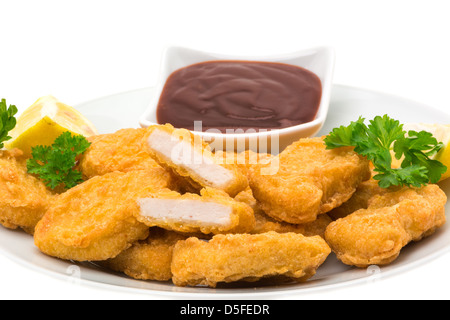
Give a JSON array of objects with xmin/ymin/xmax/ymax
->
[{"xmin": 157, "ymin": 61, "xmax": 322, "ymax": 133}]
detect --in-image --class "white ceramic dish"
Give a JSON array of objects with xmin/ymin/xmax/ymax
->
[
  {"xmin": 1, "ymin": 85, "xmax": 449, "ymax": 299},
  {"xmin": 139, "ymin": 46, "xmax": 335, "ymax": 152}
]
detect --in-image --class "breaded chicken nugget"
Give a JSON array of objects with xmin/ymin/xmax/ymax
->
[
  {"xmin": 144, "ymin": 124, "xmax": 248, "ymax": 197},
  {"xmin": 248, "ymin": 137, "xmax": 371, "ymax": 224},
  {"xmin": 325, "ymin": 184, "xmax": 447, "ymax": 267},
  {"xmin": 234, "ymin": 187, "xmax": 332, "ymax": 236},
  {"xmin": 327, "ymin": 178, "xmax": 393, "ymax": 220},
  {"xmin": 0, "ymin": 149, "xmax": 53, "ymax": 234},
  {"xmin": 101, "ymin": 228, "xmax": 186, "ymax": 281},
  {"xmin": 171, "ymin": 232, "xmax": 331, "ymax": 287},
  {"xmin": 79, "ymin": 128, "xmax": 162, "ymax": 179},
  {"xmin": 252, "ymin": 211, "xmax": 332, "ymax": 237},
  {"xmin": 136, "ymin": 187, "xmax": 255, "ymax": 235},
  {"xmin": 214, "ymin": 150, "xmax": 274, "ymax": 177},
  {"xmin": 34, "ymin": 169, "xmax": 172, "ymax": 261}
]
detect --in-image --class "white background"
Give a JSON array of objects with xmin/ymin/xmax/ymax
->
[{"xmin": 1, "ymin": 0, "xmax": 450, "ymax": 300}]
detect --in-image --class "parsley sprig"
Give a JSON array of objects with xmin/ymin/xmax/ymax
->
[
  {"xmin": 27, "ymin": 132, "xmax": 91, "ymax": 190},
  {"xmin": 324, "ymin": 115, "xmax": 447, "ymax": 188},
  {"xmin": 0, "ymin": 99, "xmax": 18, "ymax": 148}
]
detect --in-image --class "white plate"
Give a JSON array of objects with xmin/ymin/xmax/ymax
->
[{"xmin": 1, "ymin": 84, "xmax": 450, "ymax": 299}]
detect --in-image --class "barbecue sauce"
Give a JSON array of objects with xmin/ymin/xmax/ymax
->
[{"xmin": 157, "ymin": 61, "xmax": 322, "ymax": 133}]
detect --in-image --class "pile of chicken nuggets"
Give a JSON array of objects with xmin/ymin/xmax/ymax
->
[{"xmin": 0, "ymin": 124, "xmax": 447, "ymax": 288}]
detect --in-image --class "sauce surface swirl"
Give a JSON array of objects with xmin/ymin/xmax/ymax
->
[{"xmin": 157, "ymin": 61, "xmax": 322, "ymax": 133}]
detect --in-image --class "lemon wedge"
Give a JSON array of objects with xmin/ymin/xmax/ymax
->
[
  {"xmin": 5, "ymin": 96, "xmax": 98, "ymax": 157},
  {"xmin": 391, "ymin": 123, "xmax": 450, "ymax": 181}
]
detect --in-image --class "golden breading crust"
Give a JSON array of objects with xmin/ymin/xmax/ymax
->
[
  {"xmin": 327, "ymin": 178, "xmax": 393, "ymax": 221},
  {"xmin": 79, "ymin": 128, "xmax": 162, "ymax": 179},
  {"xmin": 248, "ymin": 137, "xmax": 371, "ymax": 224},
  {"xmin": 101, "ymin": 228, "xmax": 186, "ymax": 281},
  {"xmin": 171, "ymin": 232, "xmax": 331, "ymax": 287},
  {"xmin": 0, "ymin": 149, "xmax": 54, "ymax": 234},
  {"xmin": 34, "ymin": 169, "xmax": 172, "ymax": 261},
  {"xmin": 214, "ymin": 150, "xmax": 274, "ymax": 178},
  {"xmin": 325, "ymin": 184, "xmax": 447, "ymax": 267},
  {"xmin": 252, "ymin": 211, "xmax": 332, "ymax": 237},
  {"xmin": 234, "ymin": 187, "xmax": 332, "ymax": 237},
  {"xmin": 143, "ymin": 124, "xmax": 249, "ymax": 197},
  {"xmin": 135, "ymin": 187, "xmax": 255, "ymax": 235}
]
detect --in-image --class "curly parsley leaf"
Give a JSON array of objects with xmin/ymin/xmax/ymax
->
[
  {"xmin": 27, "ymin": 132, "xmax": 91, "ymax": 190},
  {"xmin": 394, "ymin": 130, "xmax": 447, "ymax": 184},
  {"xmin": 324, "ymin": 116, "xmax": 366, "ymax": 149},
  {"xmin": 367, "ymin": 115, "xmax": 405, "ymax": 149},
  {"xmin": 0, "ymin": 99, "xmax": 18, "ymax": 148},
  {"xmin": 324, "ymin": 115, "xmax": 447, "ymax": 188},
  {"xmin": 374, "ymin": 165, "xmax": 429, "ymax": 189}
]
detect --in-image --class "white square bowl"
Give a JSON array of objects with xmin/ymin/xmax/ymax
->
[{"xmin": 140, "ymin": 46, "xmax": 335, "ymax": 153}]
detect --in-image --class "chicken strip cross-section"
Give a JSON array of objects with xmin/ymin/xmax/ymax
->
[
  {"xmin": 171, "ymin": 232, "xmax": 331, "ymax": 287},
  {"xmin": 0, "ymin": 149, "xmax": 54, "ymax": 234},
  {"xmin": 34, "ymin": 168, "xmax": 172, "ymax": 261},
  {"xmin": 325, "ymin": 184, "xmax": 447, "ymax": 267},
  {"xmin": 144, "ymin": 124, "xmax": 249, "ymax": 197},
  {"xmin": 136, "ymin": 187, "xmax": 255, "ymax": 235},
  {"xmin": 247, "ymin": 137, "xmax": 371, "ymax": 224}
]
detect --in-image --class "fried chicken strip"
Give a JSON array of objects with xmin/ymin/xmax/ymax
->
[
  {"xmin": 0, "ymin": 149, "xmax": 53, "ymax": 234},
  {"xmin": 136, "ymin": 187, "xmax": 255, "ymax": 235},
  {"xmin": 101, "ymin": 228, "xmax": 186, "ymax": 281},
  {"xmin": 79, "ymin": 128, "xmax": 162, "ymax": 179},
  {"xmin": 171, "ymin": 232, "xmax": 331, "ymax": 287},
  {"xmin": 34, "ymin": 168, "xmax": 172, "ymax": 261},
  {"xmin": 144, "ymin": 124, "xmax": 248, "ymax": 197},
  {"xmin": 248, "ymin": 137, "xmax": 371, "ymax": 224},
  {"xmin": 325, "ymin": 184, "xmax": 447, "ymax": 267}
]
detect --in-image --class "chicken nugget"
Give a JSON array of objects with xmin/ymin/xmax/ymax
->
[
  {"xmin": 143, "ymin": 124, "xmax": 248, "ymax": 197},
  {"xmin": 101, "ymin": 228, "xmax": 186, "ymax": 281},
  {"xmin": 327, "ymin": 178, "xmax": 393, "ymax": 220},
  {"xmin": 325, "ymin": 184, "xmax": 447, "ymax": 267},
  {"xmin": 0, "ymin": 149, "xmax": 53, "ymax": 234},
  {"xmin": 171, "ymin": 232, "xmax": 331, "ymax": 287},
  {"xmin": 234, "ymin": 187, "xmax": 332, "ymax": 236},
  {"xmin": 79, "ymin": 128, "xmax": 162, "ymax": 179},
  {"xmin": 214, "ymin": 150, "xmax": 274, "ymax": 177},
  {"xmin": 34, "ymin": 168, "xmax": 172, "ymax": 261},
  {"xmin": 252, "ymin": 211, "xmax": 332, "ymax": 237},
  {"xmin": 248, "ymin": 137, "xmax": 371, "ymax": 224},
  {"xmin": 136, "ymin": 187, "xmax": 255, "ymax": 235}
]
